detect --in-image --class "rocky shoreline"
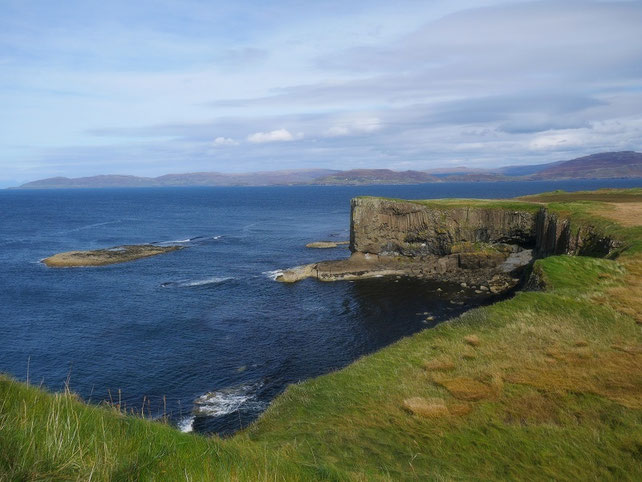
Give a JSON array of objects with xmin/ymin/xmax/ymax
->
[
  {"xmin": 276, "ymin": 196, "xmax": 617, "ymax": 293},
  {"xmin": 42, "ymin": 244, "xmax": 182, "ymax": 267},
  {"xmin": 305, "ymin": 241, "xmax": 349, "ymax": 249}
]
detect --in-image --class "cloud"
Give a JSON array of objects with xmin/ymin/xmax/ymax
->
[
  {"xmin": 326, "ymin": 117, "xmax": 382, "ymax": 137},
  {"xmin": 247, "ymin": 128, "xmax": 303, "ymax": 143},
  {"xmin": 2, "ymin": 0, "xmax": 642, "ymax": 184},
  {"xmin": 212, "ymin": 136, "xmax": 239, "ymax": 146},
  {"xmin": 529, "ymin": 132, "xmax": 585, "ymax": 151}
]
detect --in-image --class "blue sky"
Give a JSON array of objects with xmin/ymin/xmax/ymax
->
[{"xmin": 1, "ymin": 0, "xmax": 641, "ymax": 186}]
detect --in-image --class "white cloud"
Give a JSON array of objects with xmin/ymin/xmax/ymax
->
[
  {"xmin": 326, "ymin": 117, "xmax": 382, "ymax": 137},
  {"xmin": 212, "ymin": 136, "xmax": 239, "ymax": 146},
  {"xmin": 247, "ymin": 128, "xmax": 303, "ymax": 143},
  {"xmin": 529, "ymin": 131, "xmax": 585, "ymax": 151}
]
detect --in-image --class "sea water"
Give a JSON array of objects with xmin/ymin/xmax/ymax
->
[{"xmin": 1, "ymin": 179, "xmax": 640, "ymax": 434}]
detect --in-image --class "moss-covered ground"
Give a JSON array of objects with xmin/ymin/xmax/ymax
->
[{"xmin": 1, "ymin": 189, "xmax": 641, "ymax": 480}]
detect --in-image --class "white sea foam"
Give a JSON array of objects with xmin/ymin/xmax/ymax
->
[
  {"xmin": 159, "ymin": 235, "xmax": 222, "ymax": 245},
  {"xmin": 178, "ymin": 416, "xmax": 195, "ymax": 433},
  {"xmin": 193, "ymin": 383, "xmax": 265, "ymax": 417},
  {"xmin": 161, "ymin": 276, "xmax": 233, "ymax": 288},
  {"xmin": 181, "ymin": 276, "xmax": 233, "ymax": 287},
  {"xmin": 263, "ymin": 269, "xmax": 283, "ymax": 281}
]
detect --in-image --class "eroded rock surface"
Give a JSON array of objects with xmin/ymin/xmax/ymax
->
[
  {"xmin": 350, "ymin": 197, "xmax": 537, "ymax": 256},
  {"xmin": 42, "ymin": 244, "xmax": 182, "ymax": 267},
  {"xmin": 276, "ymin": 196, "xmax": 617, "ymax": 292},
  {"xmin": 305, "ymin": 241, "xmax": 350, "ymax": 249}
]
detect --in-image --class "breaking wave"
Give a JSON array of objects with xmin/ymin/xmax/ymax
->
[
  {"xmin": 161, "ymin": 276, "xmax": 233, "ymax": 288},
  {"xmin": 262, "ymin": 269, "xmax": 283, "ymax": 281},
  {"xmin": 192, "ymin": 383, "xmax": 266, "ymax": 417},
  {"xmin": 158, "ymin": 235, "xmax": 223, "ymax": 246},
  {"xmin": 177, "ymin": 416, "xmax": 195, "ymax": 433}
]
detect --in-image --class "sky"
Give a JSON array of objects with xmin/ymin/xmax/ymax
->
[{"xmin": 1, "ymin": 0, "xmax": 641, "ymax": 186}]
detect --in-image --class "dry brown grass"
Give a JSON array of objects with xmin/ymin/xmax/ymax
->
[
  {"xmin": 447, "ymin": 403, "xmax": 473, "ymax": 416},
  {"xmin": 503, "ymin": 390, "xmax": 563, "ymax": 426},
  {"xmin": 599, "ymin": 258, "xmax": 642, "ymax": 324},
  {"xmin": 593, "ymin": 202, "xmax": 642, "ymax": 227},
  {"xmin": 506, "ymin": 346, "xmax": 642, "ymax": 409},
  {"xmin": 403, "ymin": 397, "xmax": 450, "ymax": 417},
  {"xmin": 434, "ymin": 377, "xmax": 495, "ymax": 401},
  {"xmin": 402, "ymin": 397, "xmax": 472, "ymax": 418},
  {"xmin": 423, "ymin": 358, "xmax": 456, "ymax": 371},
  {"xmin": 464, "ymin": 335, "xmax": 481, "ymax": 347},
  {"xmin": 461, "ymin": 347, "xmax": 477, "ymax": 360}
]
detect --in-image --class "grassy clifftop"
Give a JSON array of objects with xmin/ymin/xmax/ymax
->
[{"xmin": 1, "ymin": 189, "xmax": 641, "ymax": 480}]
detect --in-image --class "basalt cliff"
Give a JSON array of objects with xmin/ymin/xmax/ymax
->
[{"xmin": 277, "ymin": 197, "xmax": 620, "ymax": 292}]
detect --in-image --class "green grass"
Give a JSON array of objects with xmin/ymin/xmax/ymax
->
[
  {"xmin": 519, "ymin": 188, "xmax": 642, "ymax": 203},
  {"xmin": 356, "ymin": 195, "xmax": 543, "ymax": 212},
  {"xmin": 2, "ymin": 190, "xmax": 641, "ymax": 480}
]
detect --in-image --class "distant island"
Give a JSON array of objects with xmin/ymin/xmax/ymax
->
[{"xmin": 13, "ymin": 151, "xmax": 642, "ymax": 189}]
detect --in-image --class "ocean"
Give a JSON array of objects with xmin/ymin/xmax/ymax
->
[{"xmin": 1, "ymin": 179, "xmax": 641, "ymax": 435}]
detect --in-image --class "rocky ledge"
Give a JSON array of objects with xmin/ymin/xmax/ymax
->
[
  {"xmin": 305, "ymin": 241, "xmax": 350, "ymax": 248},
  {"xmin": 42, "ymin": 244, "xmax": 182, "ymax": 267},
  {"xmin": 276, "ymin": 196, "xmax": 618, "ymax": 292}
]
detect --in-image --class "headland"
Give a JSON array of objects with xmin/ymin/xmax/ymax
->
[{"xmin": 2, "ymin": 188, "xmax": 641, "ymax": 480}]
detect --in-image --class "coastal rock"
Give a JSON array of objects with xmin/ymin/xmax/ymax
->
[
  {"xmin": 42, "ymin": 244, "xmax": 182, "ymax": 267},
  {"xmin": 305, "ymin": 241, "xmax": 350, "ymax": 249},
  {"xmin": 350, "ymin": 197, "xmax": 537, "ymax": 256},
  {"xmin": 276, "ymin": 196, "xmax": 618, "ymax": 292}
]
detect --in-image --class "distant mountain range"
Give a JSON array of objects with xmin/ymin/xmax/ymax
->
[{"xmin": 13, "ymin": 151, "xmax": 642, "ymax": 189}]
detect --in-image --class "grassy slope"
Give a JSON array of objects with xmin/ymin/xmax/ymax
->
[{"xmin": 1, "ymin": 189, "xmax": 641, "ymax": 481}]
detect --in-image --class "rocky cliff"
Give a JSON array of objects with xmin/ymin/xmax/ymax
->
[
  {"xmin": 350, "ymin": 197, "xmax": 537, "ymax": 256},
  {"xmin": 277, "ymin": 196, "xmax": 619, "ymax": 288}
]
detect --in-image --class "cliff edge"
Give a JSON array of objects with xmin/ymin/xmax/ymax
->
[{"xmin": 277, "ymin": 196, "xmax": 621, "ymax": 291}]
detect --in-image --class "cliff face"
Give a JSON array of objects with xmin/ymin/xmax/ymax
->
[
  {"xmin": 351, "ymin": 197, "xmax": 618, "ymax": 259},
  {"xmin": 534, "ymin": 210, "xmax": 620, "ymax": 257},
  {"xmin": 277, "ymin": 197, "xmax": 619, "ymax": 285},
  {"xmin": 350, "ymin": 198, "xmax": 537, "ymax": 256}
]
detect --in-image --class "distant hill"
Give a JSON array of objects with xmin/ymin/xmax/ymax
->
[
  {"xmin": 496, "ymin": 161, "xmax": 566, "ymax": 177},
  {"xmin": 16, "ymin": 169, "xmax": 340, "ymax": 189},
  {"xmin": 13, "ymin": 151, "xmax": 642, "ymax": 188},
  {"xmin": 313, "ymin": 169, "xmax": 439, "ymax": 185},
  {"xmin": 529, "ymin": 151, "xmax": 642, "ymax": 180}
]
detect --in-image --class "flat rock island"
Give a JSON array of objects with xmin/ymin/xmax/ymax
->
[
  {"xmin": 305, "ymin": 241, "xmax": 349, "ymax": 248},
  {"xmin": 42, "ymin": 244, "xmax": 182, "ymax": 267}
]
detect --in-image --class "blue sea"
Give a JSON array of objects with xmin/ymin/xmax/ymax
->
[{"xmin": 1, "ymin": 179, "xmax": 641, "ymax": 434}]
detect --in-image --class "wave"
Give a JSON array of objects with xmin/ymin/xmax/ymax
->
[
  {"xmin": 192, "ymin": 383, "xmax": 266, "ymax": 417},
  {"xmin": 158, "ymin": 235, "xmax": 222, "ymax": 245},
  {"xmin": 161, "ymin": 276, "xmax": 233, "ymax": 288},
  {"xmin": 55, "ymin": 220, "xmax": 122, "ymax": 234},
  {"xmin": 263, "ymin": 269, "xmax": 283, "ymax": 281},
  {"xmin": 177, "ymin": 416, "xmax": 195, "ymax": 433}
]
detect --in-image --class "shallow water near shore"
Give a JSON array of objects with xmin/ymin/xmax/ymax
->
[{"xmin": 1, "ymin": 179, "xmax": 641, "ymax": 435}]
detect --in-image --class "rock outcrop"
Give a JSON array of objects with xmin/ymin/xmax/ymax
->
[
  {"xmin": 349, "ymin": 198, "xmax": 537, "ymax": 256},
  {"xmin": 42, "ymin": 244, "xmax": 182, "ymax": 267},
  {"xmin": 305, "ymin": 241, "xmax": 350, "ymax": 249},
  {"xmin": 276, "ymin": 196, "xmax": 618, "ymax": 290}
]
